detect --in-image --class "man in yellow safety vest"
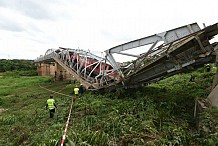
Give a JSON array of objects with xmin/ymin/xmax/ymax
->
[
  {"xmin": 46, "ymin": 95, "xmax": 57, "ymax": 118},
  {"xmin": 74, "ymin": 85, "xmax": 79, "ymax": 96}
]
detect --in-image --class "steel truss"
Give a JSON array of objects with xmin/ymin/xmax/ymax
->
[
  {"xmin": 105, "ymin": 23, "xmax": 218, "ymax": 87},
  {"xmin": 35, "ymin": 48, "xmax": 120, "ymax": 89}
]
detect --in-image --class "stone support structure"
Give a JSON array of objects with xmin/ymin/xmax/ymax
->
[{"xmin": 36, "ymin": 62, "xmax": 75, "ymax": 81}]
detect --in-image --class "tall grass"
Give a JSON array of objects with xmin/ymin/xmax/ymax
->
[{"xmin": 0, "ymin": 69, "xmax": 217, "ymax": 145}]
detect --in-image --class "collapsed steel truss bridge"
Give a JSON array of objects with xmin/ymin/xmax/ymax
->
[{"xmin": 35, "ymin": 22, "xmax": 218, "ymax": 90}]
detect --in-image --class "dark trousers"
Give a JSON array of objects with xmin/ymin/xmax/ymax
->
[{"xmin": 49, "ymin": 108, "xmax": 55, "ymax": 118}]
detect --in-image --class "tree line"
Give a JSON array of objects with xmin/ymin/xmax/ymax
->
[{"xmin": 0, "ymin": 59, "xmax": 36, "ymax": 72}]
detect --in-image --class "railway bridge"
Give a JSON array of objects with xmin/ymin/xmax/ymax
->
[{"xmin": 35, "ymin": 22, "xmax": 218, "ymax": 89}]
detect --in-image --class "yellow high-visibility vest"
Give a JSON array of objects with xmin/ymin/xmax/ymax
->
[
  {"xmin": 74, "ymin": 87, "xmax": 79, "ymax": 95},
  {"xmin": 47, "ymin": 99, "xmax": 55, "ymax": 110}
]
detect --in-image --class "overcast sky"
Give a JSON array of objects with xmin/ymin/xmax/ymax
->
[{"xmin": 0, "ymin": 0, "xmax": 217, "ymax": 60}]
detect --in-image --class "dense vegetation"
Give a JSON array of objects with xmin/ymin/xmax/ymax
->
[
  {"xmin": 0, "ymin": 59, "xmax": 37, "ymax": 76},
  {"xmin": 0, "ymin": 67, "xmax": 217, "ymax": 145}
]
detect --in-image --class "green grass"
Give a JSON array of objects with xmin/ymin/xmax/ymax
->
[
  {"xmin": 0, "ymin": 69, "xmax": 218, "ymax": 145},
  {"xmin": 0, "ymin": 76, "xmax": 73, "ymax": 145}
]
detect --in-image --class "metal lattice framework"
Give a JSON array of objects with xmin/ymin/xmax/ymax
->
[
  {"xmin": 35, "ymin": 47, "xmax": 120, "ymax": 89},
  {"xmin": 35, "ymin": 22, "xmax": 218, "ymax": 89}
]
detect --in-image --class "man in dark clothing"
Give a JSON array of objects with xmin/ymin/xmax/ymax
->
[
  {"xmin": 79, "ymin": 84, "xmax": 85, "ymax": 95},
  {"xmin": 205, "ymin": 64, "xmax": 211, "ymax": 72},
  {"xmin": 46, "ymin": 95, "xmax": 57, "ymax": 118}
]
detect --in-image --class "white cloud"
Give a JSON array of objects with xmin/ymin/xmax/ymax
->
[{"xmin": 0, "ymin": 0, "xmax": 217, "ymax": 60}]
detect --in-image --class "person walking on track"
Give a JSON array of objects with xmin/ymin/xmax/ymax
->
[{"xmin": 46, "ymin": 95, "xmax": 57, "ymax": 118}]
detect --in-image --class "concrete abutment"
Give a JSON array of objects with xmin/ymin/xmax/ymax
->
[{"xmin": 36, "ymin": 62, "xmax": 75, "ymax": 81}]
